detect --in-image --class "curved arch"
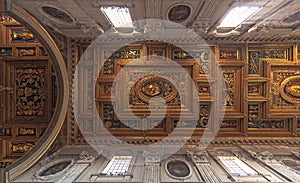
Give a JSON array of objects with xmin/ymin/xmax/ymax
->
[{"xmin": 5, "ymin": 2, "xmax": 69, "ymax": 180}]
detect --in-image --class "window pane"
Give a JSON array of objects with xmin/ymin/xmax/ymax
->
[
  {"xmin": 218, "ymin": 156, "xmax": 258, "ymax": 176},
  {"xmin": 102, "ymin": 156, "xmax": 132, "ymax": 176}
]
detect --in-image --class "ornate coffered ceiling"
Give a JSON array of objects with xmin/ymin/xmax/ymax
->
[{"xmin": 12, "ymin": 0, "xmax": 300, "ymax": 42}]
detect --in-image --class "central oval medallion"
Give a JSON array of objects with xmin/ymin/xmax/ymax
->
[{"xmin": 135, "ymin": 75, "xmax": 178, "ymax": 104}]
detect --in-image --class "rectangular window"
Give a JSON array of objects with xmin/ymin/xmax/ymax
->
[
  {"xmin": 218, "ymin": 156, "xmax": 258, "ymax": 176},
  {"xmin": 101, "ymin": 156, "xmax": 132, "ymax": 176}
]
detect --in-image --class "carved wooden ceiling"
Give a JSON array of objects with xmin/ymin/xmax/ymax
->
[{"xmin": 13, "ymin": 0, "xmax": 300, "ymax": 42}]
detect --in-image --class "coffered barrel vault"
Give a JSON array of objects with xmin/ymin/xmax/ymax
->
[{"xmin": 0, "ymin": 0, "xmax": 300, "ymax": 182}]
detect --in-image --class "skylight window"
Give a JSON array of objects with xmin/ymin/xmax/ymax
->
[
  {"xmin": 218, "ymin": 6, "xmax": 261, "ymax": 28},
  {"xmin": 218, "ymin": 156, "xmax": 258, "ymax": 176},
  {"xmin": 101, "ymin": 6, "xmax": 133, "ymax": 28},
  {"xmin": 101, "ymin": 156, "xmax": 132, "ymax": 176}
]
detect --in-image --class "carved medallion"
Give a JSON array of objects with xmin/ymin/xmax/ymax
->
[
  {"xmin": 166, "ymin": 160, "xmax": 192, "ymax": 179},
  {"xmin": 168, "ymin": 4, "xmax": 191, "ymax": 23},
  {"xmin": 280, "ymin": 75, "xmax": 300, "ymax": 104},
  {"xmin": 134, "ymin": 76, "xmax": 178, "ymax": 104},
  {"xmin": 40, "ymin": 160, "xmax": 72, "ymax": 176},
  {"xmin": 42, "ymin": 6, "xmax": 73, "ymax": 23}
]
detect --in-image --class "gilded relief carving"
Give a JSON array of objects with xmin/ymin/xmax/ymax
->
[
  {"xmin": 199, "ymin": 51, "xmax": 210, "ymax": 75},
  {"xmin": 286, "ymin": 85, "xmax": 300, "ymax": 97},
  {"xmin": 280, "ymin": 75, "xmax": 300, "ymax": 104},
  {"xmin": 11, "ymin": 30, "xmax": 35, "ymax": 42},
  {"xmin": 173, "ymin": 50, "xmax": 210, "ymax": 73},
  {"xmin": 220, "ymin": 119, "xmax": 238, "ymax": 128},
  {"xmin": 103, "ymin": 84, "xmax": 113, "ymax": 94},
  {"xmin": 0, "ymin": 14, "xmax": 18, "ymax": 23},
  {"xmin": 103, "ymin": 104, "xmax": 114, "ymax": 128},
  {"xmin": 0, "ymin": 128, "xmax": 12, "ymax": 136},
  {"xmin": 103, "ymin": 58, "xmax": 114, "ymax": 75},
  {"xmin": 271, "ymin": 71, "xmax": 300, "ymax": 108},
  {"xmin": 223, "ymin": 73, "xmax": 234, "ymax": 106},
  {"xmin": 114, "ymin": 50, "xmax": 140, "ymax": 59},
  {"xmin": 18, "ymin": 48, "xmax": 35, "ymax": 56},
  {"xmin": 249, "ymin": 120, "xmax": 285, "ymax": 128},
  {"xmin": 248, "ymin": 50, "xmax": 286, "ymax": 75},
  {"xmin": 198, "ymin": 84, "xmax": 210, "ymax": 96},
  {"xmin": 103, "ymin": 50, "xmax": 140, "ymax": 75},
  {"xmin": 248, "ymin": 104, "xmax": 259, "ymax": 123},
  {"xmin": 16, "ymin": 68, "xmax": 46, "ymax": 116},
  {"xmin": 248, "ymin": 85, "xmax": 261, "ymax": 96},
  {"xmin": 87, "ymin": 67, "xmax": 94, "ymax": 112},
  {"xmin": 248, "ymin": 104, "xmax": 285, "ymax": 128},
  {"xmin": 173, "ymin": 51, "xmax": 193, "ymax": 59},
  {"xmin": 132, "ymin": 76, "xmax": 179, "ymax": 105},
  {"xmin": 11, "ymin": 142, "xmax": 34, "ymax": 153},
  {"xmin": 0, "ymin": 48, "xmax": 12, "ymax": 56},
  {"xmin": 148, "ymin": 48, "xmax": 165, "ymax": 60},
  {"xmin": 219, "ymin": 49, "xmax": 239, "ymax": 60},
  {"xmin": 198, "ymin": 104, "xmax": 209, "ymax": 128},
  {"xmin": 18, "ymin": 127, "xmax": 36, "ymax": 136},
  {"xmin": 103, "ymin": 103, "xmax": 128, "ymax": 128},
  {"xmin": 123, "ymin": 67, "xmax": 192, "ymax": 113}
]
